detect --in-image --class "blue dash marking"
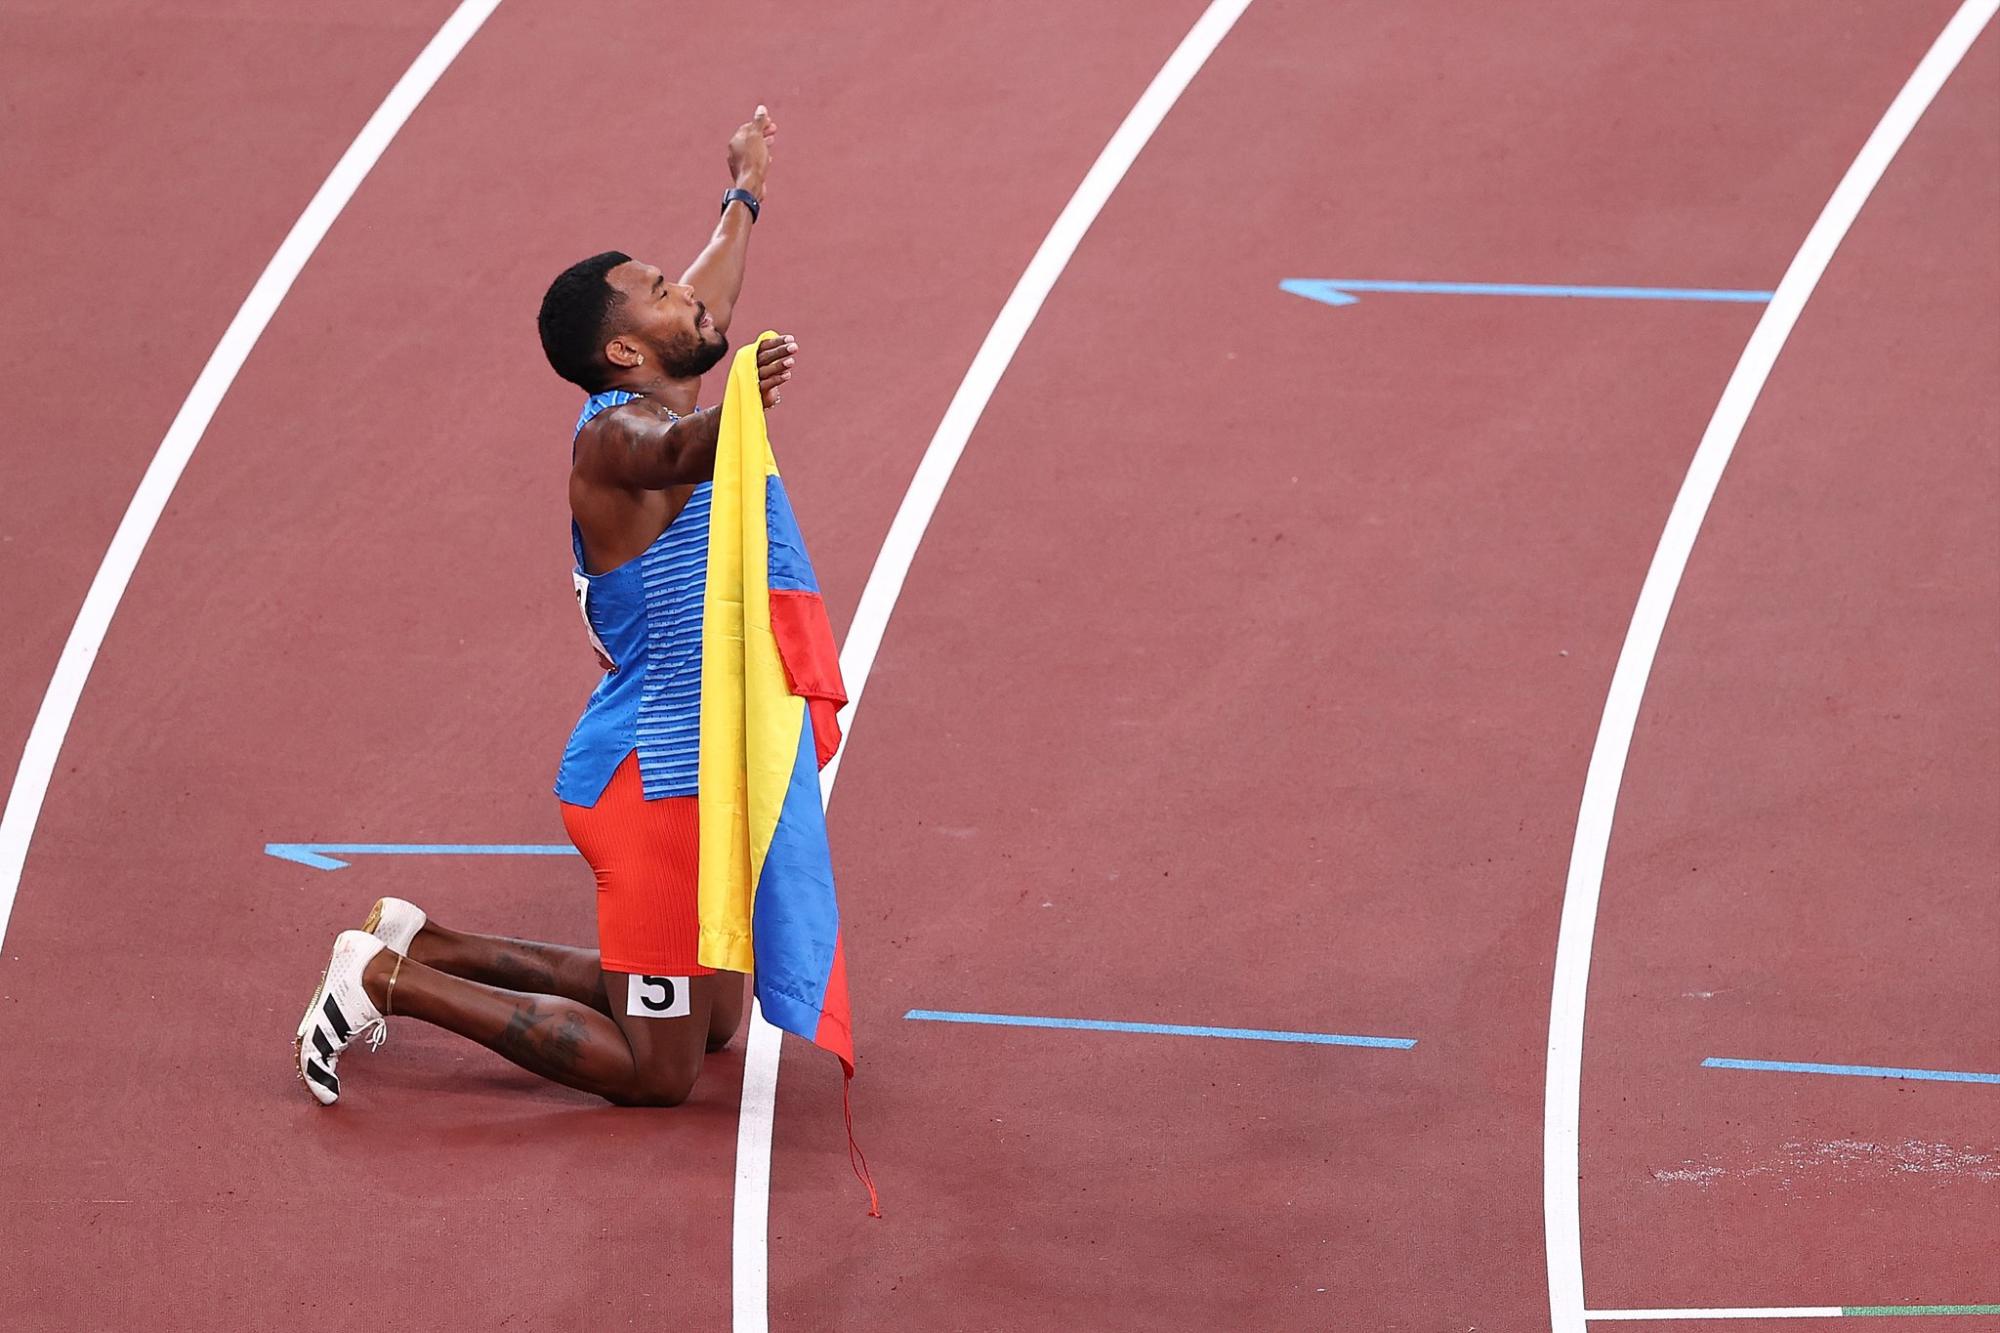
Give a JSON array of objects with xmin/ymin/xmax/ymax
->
[
  {"xmin": 905, "ymin": 1009, "xmax": 1416, "ymax": 1049},
  {"xmin": 1704, "ymin": 1056, "xmax": 2000, "ymax": 1085},
  {"xmin": 1280, "ymin": 278, "xmax": 1774, "ymax": 309},
  {"xmin": 265, "ymin": 842, "xmax": 578, "ymax": 871}
]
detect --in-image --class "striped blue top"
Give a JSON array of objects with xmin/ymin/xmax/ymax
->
[{"xmin": 555, "ymin": 389, "xmax": 711, "ymax": 806}]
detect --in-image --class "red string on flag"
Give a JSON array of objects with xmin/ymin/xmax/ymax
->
[{"xmin": 843, "ymin": 1072, "xmax": 881, "ymax": 1218}]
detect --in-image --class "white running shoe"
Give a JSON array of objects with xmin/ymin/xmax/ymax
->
[
  {"xmin": 362, "ymin": 896, "xmax": 426, "ymax": 955},
  {"xmin": 294, "ymin": 929, "xmax": 388, "ymax": 1106}
]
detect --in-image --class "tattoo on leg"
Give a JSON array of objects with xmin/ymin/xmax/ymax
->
[
  {"xmin": 552, "ymin": 1012, "xmax": 588, "ymax": 1071},
  {"xmin": 490, "ymin": 1002, "xmax": 591, "ymax": 1077},
  {"xmin": 490, "ymin": 949, "xmax": 561, "ymax": 996}
]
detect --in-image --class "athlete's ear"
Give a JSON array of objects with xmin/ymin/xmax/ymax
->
[{"xmin": 604, "ymin": 335, "xmax": 644, "ymax": 371}]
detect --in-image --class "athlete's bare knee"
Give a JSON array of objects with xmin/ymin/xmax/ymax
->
[
  {"xmin": 606, "ymin": 1084, "xmax": 689, "ymax": 1108},
  {"xmin": 605, "ymin": 1044, "xmax": 702, "ymax": 1107},
  {"xmin": 605, "ymin": 1066, "xmax": 697, "ymax": 1108}
]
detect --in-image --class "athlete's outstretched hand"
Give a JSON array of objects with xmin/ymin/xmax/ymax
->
[
  {"xmin": 728, "ymin": 105, "xmax": 777, "ymax": 195},
  {"xmin": 757, "ymin": 334, "xmax": 796, "ymax": 410}
]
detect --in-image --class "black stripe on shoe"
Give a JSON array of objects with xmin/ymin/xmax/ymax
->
[
  {"xmin": 321, "ymin": 994, "xmax": 353, "ymax": 1043},
  {"xmin": 311, "ymin": 1028, "xmax": 335, "ymax": 1062},
  {"xmin": 304, "ymin": 1060, "xmax": 339, "ymax": 1095}
]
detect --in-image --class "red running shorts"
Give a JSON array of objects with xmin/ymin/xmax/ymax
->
[{"xmin": 558, "ymin": 753, "xmax": 713, "ymax": 976}]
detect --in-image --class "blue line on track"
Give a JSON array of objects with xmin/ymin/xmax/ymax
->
[
  {"xmin": 905, "ymin": 1009, "xmax": 1416, "ymax": 1049},
  {"xmin": 1704, "ymin": 1057, "xmax": 2000, "ymax": 1085},
  {"xmin": 265, "ymin": 842, "xmax": 576, "ymax": 871},
  {"xmin": 1280, "ymin": 278, "xmax": 1775, "ymax": 308}
]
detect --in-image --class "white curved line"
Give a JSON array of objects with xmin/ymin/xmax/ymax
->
[
  {"xmin": 1541, "ymin": 4, "xmax": 1998, "ymax": 1328},
  {"xmin": 729, "ymin": 1, "xmax": 1257, "ymax": 1326},
  {"xmin": 0, "ymin": 0, "xmax": 505, "ymax": 943}
]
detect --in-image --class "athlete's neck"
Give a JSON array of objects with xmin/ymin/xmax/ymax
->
[{"xmin": 606, "ymin": 370, "xmax": 701, "ymax": 417}]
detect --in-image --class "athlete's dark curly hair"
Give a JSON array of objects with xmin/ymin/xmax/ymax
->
[{"xmin": 537, "ymin": 250, "xmax": 631, "ymax": 390}]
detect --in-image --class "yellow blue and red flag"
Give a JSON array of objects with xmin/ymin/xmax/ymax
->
[{"xmin": 696, "ymin": 335, "xmax": 854, "ymax": 1072}]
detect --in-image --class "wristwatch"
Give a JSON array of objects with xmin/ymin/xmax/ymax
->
[{"xmin": 721, "ymin": 187, "xmax": 761, "ymax": 223}]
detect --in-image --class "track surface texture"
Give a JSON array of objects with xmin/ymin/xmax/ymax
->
[
  {"xmin": 1, "ymin": 2, "xmax": 1993, "ymax": 1330},
  {"xmin": 1580, "ymin": 17, "xmax": 2000, "ymax": 1316}
]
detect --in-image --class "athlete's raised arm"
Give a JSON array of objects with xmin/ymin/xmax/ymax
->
[{"xmin": 679, "ymin": 106, "xmax": 775, "ymax": 334}]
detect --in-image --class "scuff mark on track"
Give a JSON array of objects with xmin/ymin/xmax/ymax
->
[{"xmin": 1652, "ymin": 1138, "xmax": 2000, "ymax": 1190}]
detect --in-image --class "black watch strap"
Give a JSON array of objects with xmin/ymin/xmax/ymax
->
[{"xmin": 722, "ymin": 187, "xmax": 761, "ymax": 223}]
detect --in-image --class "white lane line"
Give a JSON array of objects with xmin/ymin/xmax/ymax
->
[
  {"xmin": 1540, "ymin": 4, "xmax": 2000, "ymax": 1329},
  {"xmin": 728, "ymin": 1, "xmax": 1257, "ymax": 1327},
  {"xmin": 1588, "ymin": 1311, "xmax": 1845, "ymax": 1323},
  {"xmin": 0, "ymin": 0, "xmax": 505, "ymax": 944}
]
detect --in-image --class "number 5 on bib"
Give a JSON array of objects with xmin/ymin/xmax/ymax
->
[{"xmin": 626, "ymin": 974, "xmax": 691, "ymax": 1019}]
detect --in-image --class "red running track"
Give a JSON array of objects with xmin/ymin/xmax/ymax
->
[
  {"xmin": 1583, "ymin": 21, "xmax": 2000, "ymax": 1318},
  {"xmin": 0, "ymin": 2, "xmax": 1992, "ymax": 1330},
  {"xmin": 0, "ymin": 0, "xmax": 461, "ymax": 795}
]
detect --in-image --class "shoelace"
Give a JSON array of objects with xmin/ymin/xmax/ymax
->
[{"xmin": 361, "ymin": 1020, "xmax": 388, "ymax": 1053}]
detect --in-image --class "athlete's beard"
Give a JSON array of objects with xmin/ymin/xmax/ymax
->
[{"xmin": 659, "ymin": 327, "xmax": 729, "ymax": 378}]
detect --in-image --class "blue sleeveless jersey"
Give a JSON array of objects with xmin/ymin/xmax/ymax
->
[{"xmin": 555, "ymin": 390, "xmax": 711, "ymax": 806}]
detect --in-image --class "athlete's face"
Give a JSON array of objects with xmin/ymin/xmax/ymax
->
[{"xmin": 604, "ymin": 260, "xmax": 728, "ymax": 378}]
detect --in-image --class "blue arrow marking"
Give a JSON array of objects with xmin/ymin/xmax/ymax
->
[
  {"xmin": 906, "ymin": 1009, "xmax": 1416, "ymax": 1050},
  {"xmin": 1704, "ymin": 1056, "xmax": 2000, "ymax": 1085},
  {"xmin": 1280, "ymin": 278, "xmax": 1774, "ymax": 308},
  {"xmin": 265, "ymin": 842, "xmax": 578, "ymax": 871}
]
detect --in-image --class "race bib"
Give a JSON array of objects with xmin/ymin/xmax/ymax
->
[
  {"xmin": 626, "ymin": 974, "xmax": 692, "ymax": 1019},
  {"xmin": 573, "ymin": 571, "xmax": 617, "ymax": 671}
]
